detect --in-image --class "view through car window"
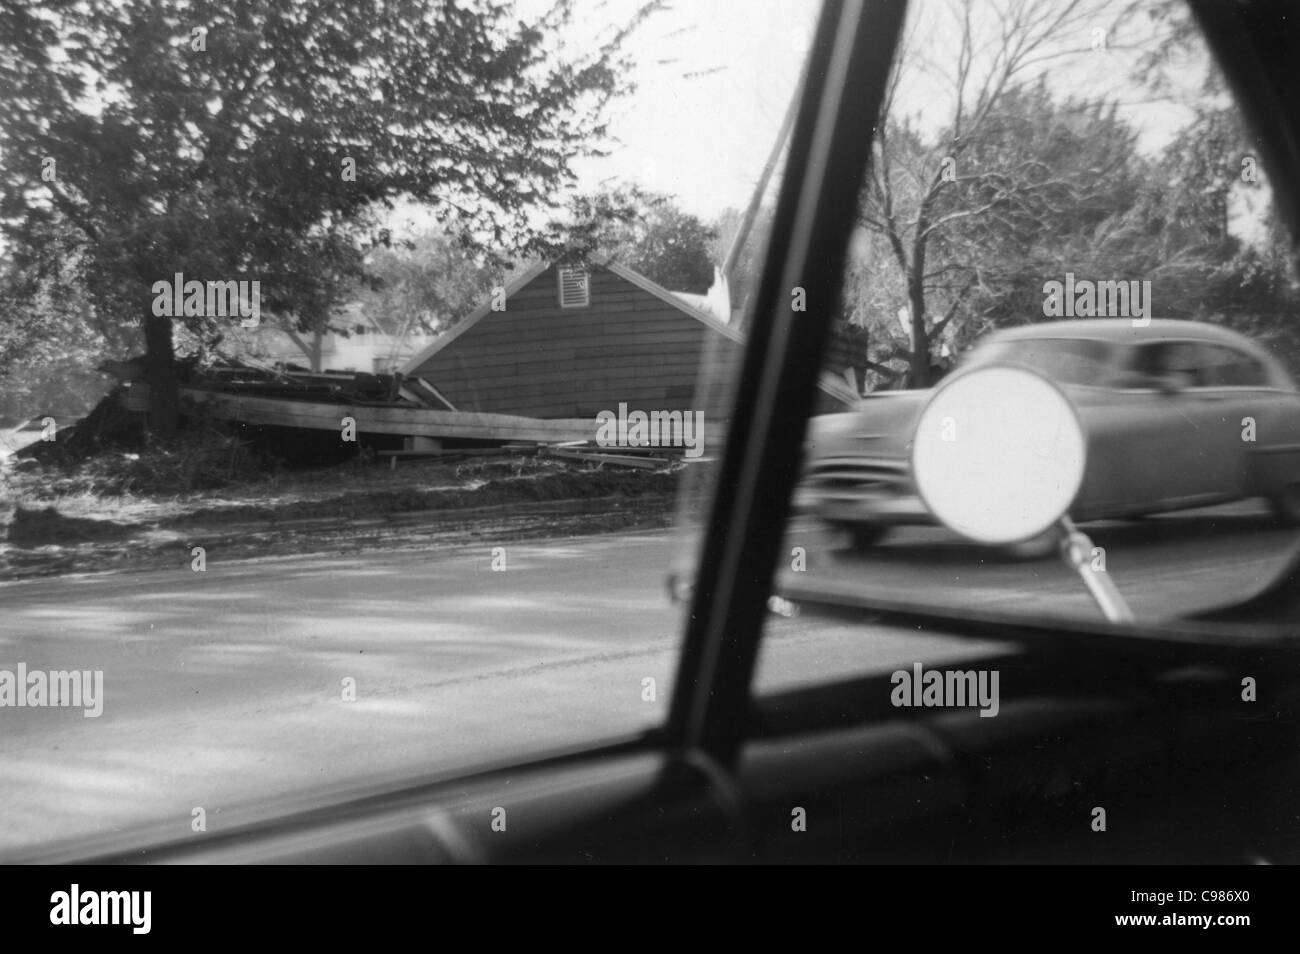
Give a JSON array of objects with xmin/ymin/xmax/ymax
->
[
  {"xmin": 0, "ymin": 0, "xmax": 816, "ymax": 853},
  {"xmin": 728, "ymin": 0, "xmax": 1300, "ymax": 693},
  {"xmin": 3, "ymin": 0, "xmax": 1297, "ymax": 873}
]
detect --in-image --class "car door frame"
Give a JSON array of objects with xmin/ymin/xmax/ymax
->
[
  {"xmin": 665, "ymin": 0, "xmax": 909, "ymax": 767},
  {"xmin": 670, "ymin": 0, "xmax": 1300, "ymax": 772},
  {"xmin": 1096, "ymin": 338, "xmax": 1244, "ymax": 510},
  {"xmin": 1192, "ymin": 339, "xmax": 1300, "ymax": 502}
]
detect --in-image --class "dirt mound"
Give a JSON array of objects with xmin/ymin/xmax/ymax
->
[
  {"xmin": 20, "ymin": 387, "xmax": 146, "ymax": 464},
  {"xmin": 16, "ymin": 418, "xmax": 283, "ymax": 496},
  {"xmin": 7, "ymin": 506, "xmax": 142, "ymax": 547},
  {"xmin": 166, "ymin": 465, "xmax": 679, "ymax": 527}
]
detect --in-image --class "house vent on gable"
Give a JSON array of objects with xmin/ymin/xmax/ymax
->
[{"xmin": 558, "ymin": 267, "xmax": 590, "ymax": 308}]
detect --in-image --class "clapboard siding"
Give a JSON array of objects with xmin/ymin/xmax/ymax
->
[
  {"xmin": 436, "ymin": 357, "xmax": 712, "ymax": 380},
  {"xmin": 430, "ymin": 341, "xmax": 712, "ymax": 371},
  {"xmin": 463, "ymin": 324, "xmax": 709, "ymax": 349},
  {"xmin": 408, "ymin": 263, "xmax": 742, "ymax": 418}
]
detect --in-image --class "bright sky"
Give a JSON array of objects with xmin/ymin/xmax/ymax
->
[
  {"xmin": 552, "ymin": 0, "xmax": 1269, "ymax": 244},
  {"xmin": 566, "ymin": 0, "xmax": 819, "ymax": 219},
  {"xmin": 392, "ymin": 0, "xmax": 1253, "ymax": 234},
  {"xmin": 388, "ymin": 0, "xmax": 819, "ymax": 235},
  {"xmin": 28, "ymin": 0, "xmax": 1276, "ymax": 249}
]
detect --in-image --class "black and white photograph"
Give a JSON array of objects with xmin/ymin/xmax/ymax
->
[{"xmin": 0, "ymin": 0, "xmax": 1296, "ymax": 909}]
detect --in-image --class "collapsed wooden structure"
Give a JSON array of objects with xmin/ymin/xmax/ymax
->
[
  {"xmin": 107, "ymin": 258, "xmax": 858, "ymax": 456},
  {"xmin": 178, "ymin": 384, "xmax": 596, "ymax": 444}
]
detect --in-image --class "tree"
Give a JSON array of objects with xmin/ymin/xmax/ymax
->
[
  {"xmin": 0, "ymin": 220, "xmax": 124, "ymax": 421},
  {"xmin": 565, "ymin": 185, "xmax": 717, "ymax": 292},
  {"xmin": 355, "ymin": 229, "xmax": 498, "ymax": 354},
  {"xmin": 1123, "ymin": 106, "xmax": 1300, "ymax": 370},
  {"xmin": 0, "ymin": 0, "xmax": 659, "ymax": 434},
  {"xmin": 855, "ymin": 0, "xmax": 1139, "ymax": 387}
]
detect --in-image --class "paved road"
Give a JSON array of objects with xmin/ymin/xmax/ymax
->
[
  {"xmin": 1, "ymin": 509, "xmax": 1293, "ymax": 855},
  {"xmin": 780, "ymin": 501, "xmax": 1299, "ymax": 620}
]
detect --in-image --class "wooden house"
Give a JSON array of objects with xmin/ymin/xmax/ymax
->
[{"xmin": 400, "ymin": 260, "xmax": 854, "ymax": 422}]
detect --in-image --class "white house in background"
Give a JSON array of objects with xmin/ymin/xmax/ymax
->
[{"xmin": 226, "ymin": 302, "xmax": 438, "ymax": 373}]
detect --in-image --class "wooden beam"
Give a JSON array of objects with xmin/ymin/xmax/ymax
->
[
  {"xmin": 180, "ymin": 387, "xmax": 598, "ymax": 442},
  {"xmin": 542, "ymin": 447, "xmax": 670, "ymax": 470}
]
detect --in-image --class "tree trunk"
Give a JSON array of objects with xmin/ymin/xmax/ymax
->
[
  {"xmin": 142, "ymin": 312, "xmax": 178, "ymax": 437},
  {"xmin": 907, "ymin": 279, "xmax": 930, "ymax": 389}
]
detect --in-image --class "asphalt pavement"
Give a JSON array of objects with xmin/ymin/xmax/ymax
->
[{"xmin": 1, "ymin": 505, "xmax": 1293, "ymax": 855}]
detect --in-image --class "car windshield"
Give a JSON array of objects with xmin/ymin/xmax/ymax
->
[
  {"xmin": 0, "ymin": 0, "xmax": 817, "ymax": 854},
  {"xmin": 4, "ymin": 0, "xmax": 1299, "ymax": 863}
]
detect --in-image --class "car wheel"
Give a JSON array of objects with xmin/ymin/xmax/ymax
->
[{"xmin": 1270, "ymin": 485, "xmax": 1300, "ymax": 526}]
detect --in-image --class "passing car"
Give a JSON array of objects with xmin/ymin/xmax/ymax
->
[{"xmin": 797, "ymin": 319, "xmax": 1300, "ymax": 547}]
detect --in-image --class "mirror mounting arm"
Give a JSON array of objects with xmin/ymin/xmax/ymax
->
[{"xmin": 1057, "ymin": 516, "xmax": 1135, "ymax": 624}]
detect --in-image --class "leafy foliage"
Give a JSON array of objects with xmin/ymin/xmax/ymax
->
[
  {"xmin": 356, "ymin": 229, "xmax": 499, "ymax": 338},
  {"xmin": 0, "ymin": 0, "xmax": 660, "ymax": 431},
  {"xmin": 0, "ymin": 220, "xmax": 124, "ymax": 420},
  {"xmin": 847, "ymin": 0, "xmax": 1300, "ymax": 389},
  {"xmin": 562, "ymin": 184, "xmax": 717, "ymax": 292}
]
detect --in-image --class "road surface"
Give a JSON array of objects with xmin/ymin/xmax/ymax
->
[
  {"xmin": 780, "ymin": 502, "xmax": 1299, "ymax": 619},
  {"xmin": 1, "ymin": 508, "xmax": 1293, "ymax": 855}
]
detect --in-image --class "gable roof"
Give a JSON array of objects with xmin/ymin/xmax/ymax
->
[
  {"xmin": 602, "ymin": 261, "xmax": 744, "ymax": 344},
  {"xmin": 399, "ymin": 259, "xmax": 740, "ymax": 376},
  {"xmin": 397, "ymin": 257, "xmax": 856, "ymax": 409},
  {"xmin": 398, "ymin": 259, "xmax": 551, "ymax": 375}
]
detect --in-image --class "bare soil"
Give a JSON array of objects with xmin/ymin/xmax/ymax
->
[{"xmin": 0, "ymin": 453, "xmax": 681, "ymax": 582}]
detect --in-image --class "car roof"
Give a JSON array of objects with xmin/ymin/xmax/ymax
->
[{"xmin": 985, "ymin": 319, "xmax": 1261, "ymax": 349}]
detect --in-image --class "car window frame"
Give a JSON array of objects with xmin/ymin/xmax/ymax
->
[
  {"xmin": 15, "ymin": 0, "xmax": 1300, "ymax": 868},
  {"xmin": 665, "ymin": 0, "xmax": 909, "ymax": 766},
  {"xmin": 670, "ymin": 0, "xmax": 1300, "ymax": 771},
  {"xmin": 967, "ymin": 335, "xmax": 1120, "ymax": 389},
  {"xmin": 1117, "ymin": 338, "xmax": 1206, "ymax": 389},
  {"xmin": 1117, "ymin": 337, "xmax": 1291, "ymax": 393},
  {"xmin": 1195, "ymin": 342, "xmax": 1274, "ymax": 389}
]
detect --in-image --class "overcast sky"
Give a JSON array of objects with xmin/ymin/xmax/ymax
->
[
  {"xmin": 389, "ymin": 0, "xmax": 818, "ymax": 236},
  {"xmin": 568, "ymin": 0, "xmax": 818, "ymax": 218},
  {"xmin": 391, "ymin": 0, "xmax": 1247, "ymax": 233},
  {"xmin": 547, "ymin": 0, "xmax": 1269, "ymax": 243}
]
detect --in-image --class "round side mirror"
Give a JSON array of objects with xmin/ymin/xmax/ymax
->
[{"xmin": 910, "ymin": 365, "xmax": 1087, "ymax": 545}]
